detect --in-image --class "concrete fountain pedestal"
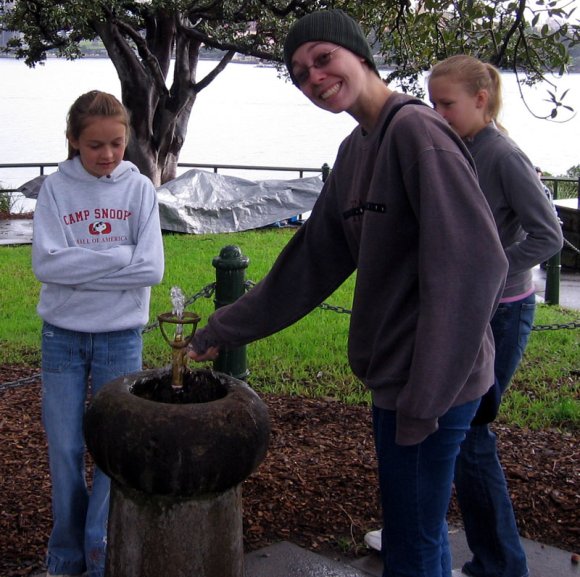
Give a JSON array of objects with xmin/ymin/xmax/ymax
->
[{"xmin": 84, "ymin": 367, "xmax": 270, "ymax": 577}]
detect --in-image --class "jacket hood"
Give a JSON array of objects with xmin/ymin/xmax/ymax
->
[{"xmin": 58, "ymin": 156, "xmax": 140, "ymax": 184}]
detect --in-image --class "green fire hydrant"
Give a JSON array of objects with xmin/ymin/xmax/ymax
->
[{"xmin": 212, "ymin": 245, "xmax": 250, "ymax": 379}]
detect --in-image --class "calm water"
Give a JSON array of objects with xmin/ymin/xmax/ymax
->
[{"xmin": 1, "ymin": 56, "xmax": 579, "ymax": 191}]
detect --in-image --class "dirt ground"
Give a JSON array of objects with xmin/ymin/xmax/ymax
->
[{"xmin": 0, "ymin": 364, "xmax": 578, "ymax": 577}]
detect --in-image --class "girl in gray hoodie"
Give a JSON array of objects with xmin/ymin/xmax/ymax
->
[{"xmin": 32, "ymin": 90, "xmax": 164, "ymax": 577}]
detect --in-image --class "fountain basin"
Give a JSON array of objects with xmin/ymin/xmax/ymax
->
[{"xmin": 85, "ymin": 367, "xmax": 270, "ymax": 497}]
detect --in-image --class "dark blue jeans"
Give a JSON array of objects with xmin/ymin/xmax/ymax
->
[
  {"xmin": 373, "ymin": 400, "xmax": 479, "ymax": 577},
  {"xmin": 42, "ymin": 323, "xmax": 143, "ymax": 577},
  {"xmin": 455, "ymin": 294, "xmax": 535, "ymax": 577}
]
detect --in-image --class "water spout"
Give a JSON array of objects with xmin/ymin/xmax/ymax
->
[
  {"xmin": 158, "ymin": 286, "xmax": 200, "ymax": 388},
  {"xmin": 170, "ymin": 286, "xmax": 186, "ymax": 340}
]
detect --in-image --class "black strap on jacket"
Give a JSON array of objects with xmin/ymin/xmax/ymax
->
[
  {"xmin": 343, "ymin": 98, "xmax": 429, "ymax": 220},
  {"xmin": 378, "ymin": 97, "xmax": 429, "ymax": 144}
]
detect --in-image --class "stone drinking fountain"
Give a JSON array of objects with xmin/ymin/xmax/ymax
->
[{"xmin": 84, "ymin": 286, "xmax": 270, "ymax": 577}]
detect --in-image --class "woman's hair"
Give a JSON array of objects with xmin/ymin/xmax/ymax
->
[
  {"xmin": 429, "ymin": 55, "xmax": 505, "ymax": 131},
  {"xmin": 66, "ymin": 90, "xmax": 130, "ymax": 159}
]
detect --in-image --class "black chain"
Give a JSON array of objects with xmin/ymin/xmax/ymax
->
[
  {"xmin": 251, "ymin": 279, "xmax": 580, "ymax": 330},
  {"xmin": 564, "ymin": 237, "xmax": 580, "ymax": 256},
  {"xmin": 247, "ymin": 279, "xmax": 580, "ymax": 328},
  {"xmin": 1, "ymin": 281, "xmax": 578, "ymax": 392},
  {"xmin": 0, "ymin": 373, "xmax": 41, "ymax": 392},
  {"xmin": 532, "ymin": 320, "xmax": 580, "ymax": 331},
  {"xmin": 318, "ymin": 302, "xmax": 352, "ymax": 315},
  {"xmin": 315, "ymin": 297, "xmax": 580, "ymax": 331}
]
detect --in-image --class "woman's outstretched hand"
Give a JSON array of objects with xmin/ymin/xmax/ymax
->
[{"xmin": 187, "ymin": 346, "xmax": 220, "ymax": 362}]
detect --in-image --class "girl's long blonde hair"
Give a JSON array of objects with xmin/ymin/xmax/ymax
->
[
  {"xmin": 429, "ymin": 54, "xmax": 506, "ymax": 131},
  {"xmin": 66, "ymin": 90, "xmax": 130, "ymax": 159}
]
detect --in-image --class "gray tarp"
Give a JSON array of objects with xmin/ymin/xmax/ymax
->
[
  {"xmin": 157, "ymin": 169, "xmax": 323, "ymax": 234},
  {"xmin": 17, "ymin": 168, "xmax": 324, "ymax": 234},
  {"xmin": 17, "ymin": 175, "xmax": 46, "ymax": 198}
]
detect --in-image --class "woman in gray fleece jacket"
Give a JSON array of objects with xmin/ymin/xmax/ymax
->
[{"xmin": 190, "ymin": 11, "xmax": 507, "ymax": 577}]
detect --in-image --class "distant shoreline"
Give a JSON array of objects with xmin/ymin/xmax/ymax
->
[{"xmin": 0, "ymin": 53, "xmax": 577, "ymax": 74}]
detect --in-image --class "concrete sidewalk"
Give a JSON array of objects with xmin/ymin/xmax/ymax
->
[
  {"xmin": 246, "ymin": 526, "xmax": 580, "ymax": 576},
  {"xmin": 533, "ymin": 265, "xmax": 580, "ymax": 311},
  {"xmin": 346, "ymin": 526, "xmax": 580, "ymax": 577},
  {"xmin": 31, "ymin": 526, "xmax": 578, "ymax": 577},
  {"xmin": 0, "ymin": 217, "xmax": 33, "ymax": 246},
  {"xmin": 244, "ymin": 528, "xmax": 580, "ymax": 576}
]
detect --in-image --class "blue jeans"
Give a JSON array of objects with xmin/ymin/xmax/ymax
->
[
  {"xmin": 373, "ymin": 400, "xmax": 479, "ymax": 577},
  {"xmin": 455, "ymin": 294, "xmax": 535, "ymax": 577},
  {"xmin": 41, "ymin": 322, "xmax": 143, "ymax": 577}
]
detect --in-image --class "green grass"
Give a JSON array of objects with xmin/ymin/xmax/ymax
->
[{"xmin": 1, "ymin": 229, "xmax": 578, "ymax": 432}]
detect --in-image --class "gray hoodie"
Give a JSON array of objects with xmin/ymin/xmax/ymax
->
[{"xmin": 32, "ymin": 157, "xmax": 164, "ymax": 333}]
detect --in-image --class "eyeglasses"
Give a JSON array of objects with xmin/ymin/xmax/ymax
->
[{"xmin": 293, "ymin": 47, "xmax": 341, "ymax": 86}]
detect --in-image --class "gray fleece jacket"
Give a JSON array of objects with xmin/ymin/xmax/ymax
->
[
  {"xmin": 465, "ymin": 123, "xmax": 563, "ymax": 299},
  {"xmin": 193, "ymin": 93, "xmax": 508, "ymax": 445}
]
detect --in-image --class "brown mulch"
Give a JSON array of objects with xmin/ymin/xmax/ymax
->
[{"xmin": 0, "ymin": 364, "xmax": 578, "ymax": 577}]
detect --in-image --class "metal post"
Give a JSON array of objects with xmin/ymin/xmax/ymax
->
[
  {"xmin": 544, "ymin": 177, "xmax": 562, "ymax": 304},
  {"xmin": 212, "ymin": 245, "xmax": 250, "ymax": 379},
  {"xmin": 544, "ymin": 250, "xmax": 561, "ymax": 305},
  {"xmin": 321, "ymin": 163, "xmax": 330, "ymax": 182}
]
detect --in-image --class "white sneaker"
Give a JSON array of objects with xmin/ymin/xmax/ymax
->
[{"xmin": 363, "ymin": 528, "xmax": 382, "ymax": 551}]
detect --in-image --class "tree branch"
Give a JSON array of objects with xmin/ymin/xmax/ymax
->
[
  {"xmin": 177, "ymin": 18, "xmax": 282, "ymax": 62},
  {"xmin": 195, "ymin": 50, "xmax": 236, "ymax": 92},
  {"xmin": 494, "ymin": 0, "xmax": 527, "ymax": 67}
]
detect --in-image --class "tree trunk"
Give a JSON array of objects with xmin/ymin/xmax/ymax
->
[{"xmin": 94, "ymin": 17, "xmax": 200, "ymax": 186}]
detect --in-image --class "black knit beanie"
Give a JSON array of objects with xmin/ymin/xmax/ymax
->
[{"xmin": 284, "ymin": 9, "xmax": 378, "ymax": 85}]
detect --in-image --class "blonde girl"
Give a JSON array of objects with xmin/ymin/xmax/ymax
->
[{"xmin": 429, "ymin": 55, "xmax": 562, "ymax": 577}]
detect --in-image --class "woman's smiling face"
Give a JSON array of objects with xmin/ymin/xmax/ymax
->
[{"xmin": 291, "ymin": 41, "xmax": 369, "ymax": 114}]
